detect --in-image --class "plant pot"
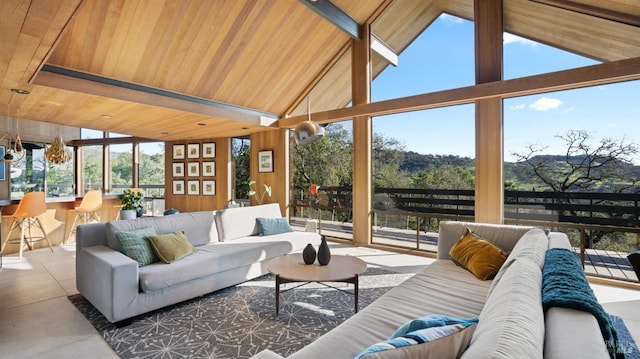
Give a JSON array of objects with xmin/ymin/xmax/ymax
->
[{"xmin": 120, "ymin": 209, "xmax": 137, "ymax": 220}]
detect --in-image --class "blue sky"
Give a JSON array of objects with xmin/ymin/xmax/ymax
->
[{"xmin": 371, "ymin": 14, "xmax": 640, "ymax": 164}]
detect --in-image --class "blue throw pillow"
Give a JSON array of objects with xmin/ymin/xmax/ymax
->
[
  {"xmin": 392, "ymin": 314, "xmax": 479, "ymax": 337},
  {"xmin": 115, "ymin": 226, "xmax": 159, "ymax": 266},
  {"xmin": 256, "ymin": 217, "xmax": 294, "ymax": 236},
  {"xmin": 355, "ymin": 320, "xmax": 478, "ymax": 358}
]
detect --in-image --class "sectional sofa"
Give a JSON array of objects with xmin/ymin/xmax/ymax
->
[
  {"xmin": 254, "ymin": 221, "xmax": 615, "ymax": 359},
  {"xmin": 75, "ymin": 203, "xmax": 321, "ymax": 324}
]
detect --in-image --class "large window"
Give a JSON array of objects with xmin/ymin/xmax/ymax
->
[
  {"xmin": 108, "ymin": 143, "xmax": 132, "ymax": 194},
  {"xmin": 9, "ymin": 141, "xmax": 75, "ymax": 198},
  {"xmin": 81, "ymin": 145, "xmax": 103, "ymax": 194}
]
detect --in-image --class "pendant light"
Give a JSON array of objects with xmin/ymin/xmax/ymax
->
[{"xmin": 293, "ymin": 96, "xmax": 325, "ymax": 145}]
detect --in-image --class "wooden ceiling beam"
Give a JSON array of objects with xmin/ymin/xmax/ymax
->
[
  {"xmin": 532, "ymin": 0, "xmax": 640, "ymax": 27},
  {"xmin": 33, "ymin": 65, "xmax": 279, "ymax": 125},
  {"xmin": 278, "ymin": 56, "xmax": 640, "ymax": 127}
]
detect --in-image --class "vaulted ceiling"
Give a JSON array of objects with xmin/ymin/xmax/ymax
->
[{"xmin": 1, "ymin": 0, "xmax": 639, "ymax": 141}]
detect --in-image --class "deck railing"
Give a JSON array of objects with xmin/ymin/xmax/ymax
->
[{"xmin": 290, "ymin": 187, "xmax": 640, "ymax": 282}]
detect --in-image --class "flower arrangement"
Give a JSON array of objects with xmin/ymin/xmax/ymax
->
[{"xmin": 245, "ymin": 180, "xmax": 272, "ymax": 205}]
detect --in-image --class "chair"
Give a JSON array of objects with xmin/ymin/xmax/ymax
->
[
  {"xmin": 628, "ymin": 251, "xmax": 640, "ymax": 281},
  {"xmin": 1, "ymin": 192, "xmax": 53, "ymax": 258},
  {"xmin": 66, "ymin": 189, "xmax": 103, "ymax": 243}
]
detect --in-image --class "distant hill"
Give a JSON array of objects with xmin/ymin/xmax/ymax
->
[{"xmin": 399, "ymin": 151, "xmax": 474, "ymax": 173}]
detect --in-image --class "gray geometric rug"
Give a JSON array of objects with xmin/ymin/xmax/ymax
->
[{"xmin": 68, "ymin": 267, "xmax": 412, "ymax": 359}]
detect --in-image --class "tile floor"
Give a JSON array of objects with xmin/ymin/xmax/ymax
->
[{"xmin": 0, "ymin": 243, "xmax": 638, "ymax": 358}]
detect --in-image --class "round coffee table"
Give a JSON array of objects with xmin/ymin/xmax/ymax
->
[{"xmin": 267, "ymin": 254, "xmax": 367, "ymax": 315}]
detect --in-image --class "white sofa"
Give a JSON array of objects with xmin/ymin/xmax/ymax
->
[
  {"xmin": 254, "ymin": 221, "xmax": 612, "ymax": 359},
  {"xmin": 76, "ymin": 203, "xmax": 321, "ymax": 324}
]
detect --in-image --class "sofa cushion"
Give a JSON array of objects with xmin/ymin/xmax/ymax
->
[
  {"xmin": 449, "ymin": 229, "xmax": 507, "ymax": 280},
  {"xmin": 461, "ymin": 259, "xmax": 544, "ymax": 359},
  {"xmin": 148, "ymin": 231, "xmax": 198, "ymax": 263},
  {"xmin": 216, "ymin": 203, "xmax": 282, "ymax": 241},
  {"xmin": 115, "ymin": 226, "xmax": 159, "ymax": 266},
  {"xmin": 106, "ymin": 211, "xmax": 218, "ymax": 251},
  {"xmin": 438, "ymin": 221, "xmax": 538, "ymax": 260},
  {"xmin": 256, "ymin": 217, "xmax": 294, "ymax": 236},
  {"xmin": 356, "ymin": 323, "xmax": 477, "ymax": 359},
  {"xmin": 487, "ymin": 228, "xmax": 549, "ymax": 298}
]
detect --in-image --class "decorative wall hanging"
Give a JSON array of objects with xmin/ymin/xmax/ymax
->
[
  {"xmin": 203, "ymin": 143, "xmax": 216, "ymax": 158},
  {"xmin": 187, "ymin": 180, "xmax": 200, "ymax": 195},
  {"xmin": 202, "ymin": 161, "xmax": 215, "ymax": 177},
  {"xmin": 172, "ymin": 163, "xmax": 184, "ymax": 177},
  {"xmin": 258, "ymin": 150, "xmax": 273, "ymax": 173},
  {"xmin": 202, "ymin": 180, "xmax": 216, "ymax": 196},
  {"xmin": 173, "ymin": 145, "xmax": 185, "ymax": 159},
  {"xmin": 188, "ymin": 162, "xmax": 199, "ymax": 177},
  {"xmin": 187, "ymin": 144, "xmax": 200, "ymax": 159},
  {"xmin": 172, "ymin": 180, "xmax": 184, "ymax": 195}
]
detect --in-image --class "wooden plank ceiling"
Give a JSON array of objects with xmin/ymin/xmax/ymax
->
[{"xmin": 0, "ymin": 0, "xmax": 638, "ymax": 141}]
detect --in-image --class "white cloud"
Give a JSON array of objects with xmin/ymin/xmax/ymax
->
[
  {"xmin": 439, "ymin": 13, "xmax": 463, "ymax": 24},
  {"xmin": 529, "ymin": 97, "xmax": 563, "ymax": 111},
  {"xmin": 509, "ymin": 104, "xmax": 526, "ymax": 111},
  {"xmin": 503, "ymin": 33, "xmax": 538, "ymax": 46}
]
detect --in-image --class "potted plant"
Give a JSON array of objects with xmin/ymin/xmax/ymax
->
[
  {"xmin": 120, "ymin": 189, "xmax": 144, "ymax": 220},
  {"xmin": 244, "ymin": 179, "xmax": 271, "ymax": 205}
]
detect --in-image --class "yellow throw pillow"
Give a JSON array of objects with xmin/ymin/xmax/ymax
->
[
  {"xmin": 449, "ymin": 229, "xmax": 507, "ymax": 280},
  {"xmin": 147, "ymin": 231, "xmax": 197, "ymax": 263}
]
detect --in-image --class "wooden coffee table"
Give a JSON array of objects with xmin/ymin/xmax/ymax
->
[{"xmin": 267, "ymin": 254, "xmax": 367, "ymax": 315}]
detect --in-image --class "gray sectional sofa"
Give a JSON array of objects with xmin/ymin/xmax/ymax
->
[
  {"xmin": 254, "ymin": 221, "xmax": 612, "ymax": 359},
  {"xmin": 76, "ymin": 203, "xmax": 321, "ymax": 324}
]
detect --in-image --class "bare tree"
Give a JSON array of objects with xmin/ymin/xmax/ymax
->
[{"xmin": 512, "ymin": 130, "xmax": 639, "ymax": 193}]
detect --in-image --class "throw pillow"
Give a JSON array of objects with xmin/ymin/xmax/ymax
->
[
  {"xmin": 449, "ymin": 228, "xmax": 508, "ymax": 280},
  {"xmin": 256, "ymin": 217, "xmax": 294, "ymax": 236},
  {"xmin": 115, "ymin": 226, "xmax": 159, "ymax": 267},
  {"xmin": 147, "ymin": 231, "xmax": 198, "ymax": 263},
  {"xmin": 356, "ymin": 323, "xmax": 477, "ymax": 359},
  {"xmin": 392, "ymin": 314, "xmax": 479, "ymax": 337}
]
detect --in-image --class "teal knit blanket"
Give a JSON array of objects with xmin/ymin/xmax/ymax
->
[{"xmin": 542, "ymin": 248, "xmax": 624, "ymax": 359}]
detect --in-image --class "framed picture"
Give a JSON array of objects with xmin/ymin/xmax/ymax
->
[
  {"xmin": 0, "ymin": 146, "xmax": 5, "ymax": 181},
  {"xmin": 173, "ymin": 144, "xmax": 185, "ymax": 159},
  {"xmin": 187, "ymin": 162, "xmax": 200, "ymax": 177},
  {"xmin": 202, "ymin": 180, "xmax": 216, "ymax": 195},
  {"xmin": 258, "ymin": 150, "xmax": 274, "ymax": 173},
  {"xmin": 187, "ymin": 143, "xmax": 200, "ymax": 159},
  {"xmin": 202, "ymin": 161, "xmax": 215, "ymax": 177},
  {"xmin": 203, "ymin": 143, "xmax": 216, "ymax": 158},
  {"xmin": 187, "ymin": 180, "xmax": 200, "ymax": 195},
  {"xmin": 172, "ymin": 180, "xmax": 184, "ymax": 195},
  {"xmin": 172, "ymin": 162, "xmax": 184, "ymax": 177}
]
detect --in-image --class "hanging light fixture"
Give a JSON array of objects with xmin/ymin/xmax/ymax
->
[
  {"xmin": 45, "ymin": 132, "xmax": 72, "ymax": 164},
  {"xmin": 293, "ymin": 96, "xmax": 325, "ymax": 145},
  {"xmin": 1, "ymin": 106, "xmax": 25, "ymax": 162}
]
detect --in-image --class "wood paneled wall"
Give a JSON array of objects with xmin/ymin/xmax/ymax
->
[
  {"xmin": 164, "ymin": 138, "xmax": 229, "ymax": 212},
  {"xmin": 250, "ymin": 129, "xmax": 289, "ymax": 216}
]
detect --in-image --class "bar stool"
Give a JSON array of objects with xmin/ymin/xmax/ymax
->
[
  {"xmin": 66, "ymin": 189, "xmax": 103, "ymax": 243},
  {"xmin": 1, "ymin": 192, "xmax": 53, "ymax": 258}
]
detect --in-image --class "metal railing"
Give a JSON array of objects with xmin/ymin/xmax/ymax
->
[{"xmin": 290, "ymin": 186, "xmax": 640, "ymax": 282}]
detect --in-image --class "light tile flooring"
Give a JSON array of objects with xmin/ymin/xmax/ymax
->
[{"xmin": 0, "ymin": 243, "xmax": 638, "ymax": 358}]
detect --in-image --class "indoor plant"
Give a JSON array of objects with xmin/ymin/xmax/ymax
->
[
  {"xmin": 245, "ymin": 179, "xmax": 271, "ymax": 205},
  {"xmin": 120, "ymin": 189, "xmax": 144, "ymax": 219}
]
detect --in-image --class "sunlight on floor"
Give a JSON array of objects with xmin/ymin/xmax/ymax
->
[{"xmin": 1, "ymin": 256, "xmax": 35, "ymax": 270}]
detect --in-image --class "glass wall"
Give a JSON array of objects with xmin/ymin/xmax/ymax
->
[
  {"xmin": 108, "ymin": 143, "xmax": 132, "ymax": 194},
  {"xmin": 81, "ymin": 145, "xmax": 103, "ymax": 194}
]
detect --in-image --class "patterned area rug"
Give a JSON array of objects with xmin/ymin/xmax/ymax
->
[
  {"xmin": 610, "ymin": 315, "xmax": 640, "ymax": 359},
  {"xmin": 69, "ymin": 267, "xmax": 413, "ymax": 359}
]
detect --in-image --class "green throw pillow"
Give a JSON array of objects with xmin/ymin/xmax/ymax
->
[
  {"xmin": 115, "ymin": 227, "xmax": 159, "ymax": 267},
  {"xmin": 147, "ymin": 231, "xmax": 197, "ymax": 263},
  {"xmin": 256, "ymin": 217, "xmax": 294, "ymax": 236}
]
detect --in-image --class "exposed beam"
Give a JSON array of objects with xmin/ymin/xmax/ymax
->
[
  {"xmin": 532, "ymin": 0, "xmax": 640, "ymax": 27},
  {"xmin": 300, "ymin": 0, "xmax": 361, "ymax": 39},
  {"xmin": 71, "ymin": 137, "xmax": 159, "ymax": 147},
  {"xmin": 278, "ymin": 56, "xmax": 640, "ymax": 127},
  {"xmin": 371, "ymin": 33, "xmax": 398, "ymax": 67},
  {"xmin": 34, "ymin": 65, "xmax": 279, "ymax": 125}
]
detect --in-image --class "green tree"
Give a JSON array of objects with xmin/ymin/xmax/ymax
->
[
  {"xmin": 411, "ymin": 165, "xmax": 475, "ymax": 190},
  {"xmin": 373, "ymin": 133, "xmax": 409, "ymax": 188},
  {"xmin": 232, "ymin": 138, "xmax": 251, "ymax": 200}
]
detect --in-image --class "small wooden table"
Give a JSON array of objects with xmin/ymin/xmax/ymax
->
[{"xmin": 267, "ymin": 254, "xmax": 367, "ymax": 315}]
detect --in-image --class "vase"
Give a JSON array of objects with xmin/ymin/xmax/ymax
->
[
  {"xmin": 303, "ymin": 244, "xmax": 316, "ymax": 265},
  {"xmin": 317, "ymin": 235, "xmax": 331, "ymax": 266}
]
